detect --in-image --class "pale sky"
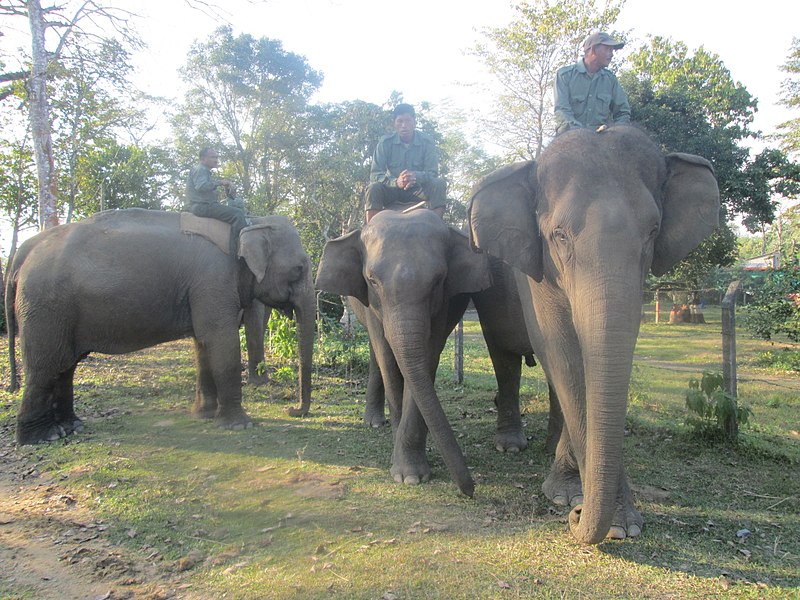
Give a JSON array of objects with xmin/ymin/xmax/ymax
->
[
  {"xmin": 115, "ymin": 0, "xmax": 799, "ymax": 140},
  {"xmin": 0, "ymin": 0, "xmax": 798, "ymax": 247}
]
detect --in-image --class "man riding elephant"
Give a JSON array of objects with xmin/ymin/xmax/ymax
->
[{"xmin": 365, "ymin": 104, "xmax": 447, "ymax": 223}]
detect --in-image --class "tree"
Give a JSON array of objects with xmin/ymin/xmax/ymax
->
[
  {"xmin": 472, "ymin": 0, "xmax": 625, "ymax": 160},
  {"xmin": 0, "ymin": 0, "xmax": 139, "ymax": 230},
  {"xmin": 619, "ymin": 37, "xmax": 795, "ymax": 288},
  {"xmin": 776, "ymin": 37, "xmax": 800, "ymax": 158},
  {"xmin": 741, "ymin": 266, "xmax": 800, "ymax": 342},
  {"xmin": 171, "ymin": 26, "xmax": 322, "ymax": 215},
  {"xmin": 0, "ymin": 132, "xmax": 38, "ymax": 259}
]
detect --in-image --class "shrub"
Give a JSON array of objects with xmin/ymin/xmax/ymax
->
[
  {"xmin": 741, "ymin": 266, "xmax": 800, "ymax": 342},
  {"xmin": 685, "ymin": 371, "xmax": 752, "ymax": 440}
]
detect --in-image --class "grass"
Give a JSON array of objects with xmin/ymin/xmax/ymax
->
[{"xmin": 0, "ymin": 304, "xmax": 798, "ymax": 599}]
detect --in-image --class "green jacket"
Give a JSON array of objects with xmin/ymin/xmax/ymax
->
[
  {"xmin": 554, "ymin": 60, "xmax": 631, "ymax": 134},
  {"xmin": 185, "ymin": 164, "xmax": 246, "ymax": 210},
  {"xmin": 186, "ymin": 164, "xmax": 222, "ymax": 207},
  {"xmin": 370, "ymin": 130, "xmax": 439, "ymax": 187}
]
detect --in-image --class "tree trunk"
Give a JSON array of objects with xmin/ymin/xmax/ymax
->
[{"xmin": 27, "ymin": 0, "xmax": 59, "ymax": 230}]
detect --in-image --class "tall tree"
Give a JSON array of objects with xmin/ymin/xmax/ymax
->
[
  {"xmin": 471, "ymin": 0, "xmax": 625, "ymax": 159},
  {"xmin": 776, "ymin": 37, "xmax": 800, "ymax": 158},
  {"xmin": 0, "ymin": 0, "xmax": 138, "ymax": 229},
  {"xmin": 171, "ymin": 26, "xmax": 322, "ymax": 215},
  {"xmin": 618, "ymin": 37, "xmax": 797, "ymax": 288}
]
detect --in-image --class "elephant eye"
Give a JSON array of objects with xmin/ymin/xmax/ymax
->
[
  {"xmin": 552, "ymin": 228, "xmax": 569, "ymax": 244},
  {"xmin": 290, "ymin": 265, "xmax": 303, "ymax": 281}
]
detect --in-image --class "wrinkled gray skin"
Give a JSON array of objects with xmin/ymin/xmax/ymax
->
[
  {"xmin": 243, "ymin": 300, "xmax": 270, "ymax": 385},
  {"xmin": 357, "ymin": 254, "xmax": 561, "ymax": 456},
  {"xmin": 6, "ymin": 209, "xmax": 314, "ymax": 445},
  {"xmin": 316, "ymin": 210, "xmax": 560, "ymax": 495},
  {"xmin": 469, "ymin": 125, "xmax": 720, "ymax": 544},
  {"xmin": 316, "ymin": 210, "xmax": 493, "ymax": 496}
]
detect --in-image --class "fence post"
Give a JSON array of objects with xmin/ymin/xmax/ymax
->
[
  {"xmin": 721, "ymin": 280, "xmax": 742, "ymax": 439},
  {"xmin": 453, "ymin": 318, "xmax": 464, "ymax": 384}
]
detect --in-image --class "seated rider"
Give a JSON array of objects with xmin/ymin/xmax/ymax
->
[
  {"xmin": 364, "ymin": 103, "xmax": 447, "ymax": 223},
  {"xmin": 186, "ymin": 147, "xmax": 249, "ymax": 234}
]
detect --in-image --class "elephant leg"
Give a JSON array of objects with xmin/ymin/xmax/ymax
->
[
  {"xmin": 545, "ymin": 383, "xmax": 562, "ymax": 455},
  {"xmin": 204, "ymin": 331, "xmax": 253, "ymax": 430},
  {"xmin": 542, "ymin": 426, "xmax": 584, "ymax": 507},
  {"xmin": 243, "ymin": 301, "xmax": 269, "ymax": 386},
  {"xmin": 363, "ymin": 343, "xmax": 386, "ymax": 427},
  {"xmin": 485, "ymin": 344, "xmax": 527, "ymax": 453},
  {"xmin": 52, "ymin": 364, "xmax": 84, "ymax": 436},
  {"xmin": 603, "ymin": 466, "xmax": 644, "ymax": 539},
  {"xmin": 365, "ymin": 320, "xmax": 403, "ymax": 431},
  {"xmin": 192, "ymin": 338, "xmax": 219, "ymax": 419},
  {"xmin": 390, "ymin": 383, "xmax": 432, "ymax": 485}
]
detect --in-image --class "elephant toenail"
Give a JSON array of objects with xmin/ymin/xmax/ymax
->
[
  {"xmin": 628, "ymin": 524, "xmax": 642, "ymax": 537},
  {"xmin": 607, "ymin": 526, "xmax": 627, "ymax": 539}
]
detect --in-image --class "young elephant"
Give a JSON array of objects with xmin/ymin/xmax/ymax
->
[
  {"xmin": 316, "ymin": 209, "xmax": 553, "ymax": 495},
  {"xmin": 469, "ymin": 125, "xmax": 720, "ymax": 544},
  {"xmin": 6, "ymin": 209, "xmax": 314, "ymax": 445}
]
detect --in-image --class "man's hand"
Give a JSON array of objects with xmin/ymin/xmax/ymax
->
[{"xmin": 396, "ymin": 169, "xmax": 417, "ymax": 190}]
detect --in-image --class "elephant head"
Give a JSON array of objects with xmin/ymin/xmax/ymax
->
[
  {"xmin": 239, "ymin": 216, "xmax": 314, "ymax": 416},
  {"xmin": 469, "ymin": 125, "xmax": 719, "ymax": 543},
  {"xmin": 316, "ymin": 209, "xmax": 491, "ymax": 496}
]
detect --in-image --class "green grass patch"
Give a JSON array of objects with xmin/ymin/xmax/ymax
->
[{"xmin": 0, "ymin": 309, "xmax": 798, "ymax": 598}]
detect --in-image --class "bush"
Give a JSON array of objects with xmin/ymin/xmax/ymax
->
[
  {"xmin": 685, "ymin": 371, "xmax": 752, "ymax": 441},
  {"xmin": 741, "ymin": 266, "xmax": 800, "ymax": 342}
]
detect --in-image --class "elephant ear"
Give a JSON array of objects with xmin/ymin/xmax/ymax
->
[
  {"xmin": 468, "ymin": 161, "xmax": 543, "ymax": 282},
  {"xmin": 652, "ymin": 153, "xmax": 720, "ymax": 276},
  {"xmin": 239, "ymin": 223, "xmax": 274, "ymax": 283},
  {"xmin": 315, "ymin": 229, "xmax": 369, "ymax": 306},
  {"xmin": 445, "ymin": 227, "xmax": 491, "ymax": 298}
]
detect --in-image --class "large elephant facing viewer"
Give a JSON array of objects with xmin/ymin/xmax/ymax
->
[
  {"xmin": 469, "ymin": 125, "xmax": 720, "ymax": 544},
  {"xmin": 6, "ymin": 209, "xmax": 314, "ymax": 445}
]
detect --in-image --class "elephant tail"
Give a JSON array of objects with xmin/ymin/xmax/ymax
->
[{"xmin": 5, "ymin": 267, "xmax": 19, "ymax": 393}]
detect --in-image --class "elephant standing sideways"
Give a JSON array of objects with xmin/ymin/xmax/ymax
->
[
  {"xmin": 469, "ymin": 125, "xmax": 720, "ymax": 544},
  {"xmin": 6, "ymin": 209, "xmax": 314, "ymax": 445},
  {"xmin": 316, "ymin": 209, "xmax": 553, "ymax": 495}
]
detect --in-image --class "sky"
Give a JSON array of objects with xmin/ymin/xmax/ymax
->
[
  {"xmin": 1, "ymin": 0, "xmax": 797, "ymax": 139},
  {"xmin": 109, "ymin": 0, "xmax": 798, "ymax": 140},
  {"xmin": 0, "ymin": 0, "xmax": 798, "ymax": 248}
]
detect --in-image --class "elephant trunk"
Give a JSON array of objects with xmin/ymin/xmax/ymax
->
[
  {"xmin": 386, "ymin": 315, "xmax": 475, "ymax": 497},
  {"xmin": 569, "ymin": 289, "xmax": 640, "ymax": 544},
  {"xmin": 288, "ymin": 272, "xmax": 314, "ymax": 417}
]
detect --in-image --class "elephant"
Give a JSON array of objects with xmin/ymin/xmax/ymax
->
[
  {"xmin": 469, "ymin": 125, "xmax": 720, "ymax": 544},
  {"xmin": 6, "ymin": 208, "xmax": 314, "ymax": 445},
  {"xmin": 357, "ymin": 255, "xmax": 559, "ymax": 455},
  {"xmin": 316, "ymin": 209, "xmax": 552, "ymax": 496}
]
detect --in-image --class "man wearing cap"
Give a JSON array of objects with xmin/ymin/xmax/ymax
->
[
  {"xmin": 186, "ymin": 147, "xmax": 249, "ymax": 232},
  {"xmin": 554, "ymin": 32, "xmax": 631, "ymax": 134},
  {"xmin": 365, "ymin": 103, "xmax": 447, "ymax": 223}
]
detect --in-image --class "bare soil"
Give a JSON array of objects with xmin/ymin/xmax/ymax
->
[{"xmin": 0, "ymin": 423, "xmax": 184, "ymax": 600}]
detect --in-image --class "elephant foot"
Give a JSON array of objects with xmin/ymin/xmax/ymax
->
[
  {"xmin": 542, "ymin": 467, "xmax": 583, "ymax": 507},
  {"xmin": 247, "ymin": 373, "xmax": 269, "ymax": 386},
  {"xmin": 192, "ymin": 405, "xmax": 217, "ymax": 420},
  {"xmin": 57, "ymin": 416, "xmax": 84, "ymax": 436},
  {"xmin": 390, "ymin": 452, "xmax": 431, "ymax": 486},
  {"xmin": 568, "ymin": 499, "xmax": 643, "ymax": 541},
  {"xmin": 494, "ymin": 428, "xmax": 528, "ymax": 453},
  {"xmin": 16, "ymin": 421, "xmax": 67, "ymax": 445},
  {"xmin": 213, "ymin": 407, "xmax": 253, "ymax": 430},
  {"xmin": 363, "ymin": 408, "xmax": 386, "ymax": 428}
]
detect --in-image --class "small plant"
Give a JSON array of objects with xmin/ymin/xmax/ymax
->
[
  {"xmin": 267, "ymin": 310, "xmax": 298, "ymax": 362},
  {"xmin": 685, "ymin": 371, "xmax": 752, "ymax": 440}
]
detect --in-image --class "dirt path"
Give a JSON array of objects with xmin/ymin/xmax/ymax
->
[{"xmin": 0, "ymin": 423, "xmax": 181, "ymax": 600}]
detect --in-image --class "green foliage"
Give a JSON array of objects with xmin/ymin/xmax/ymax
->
[
  {"xmin": 752, "ymin": 349, "xmax": 800, "ymax": 372},
  {"xmin": 267, "ymin": 310, "xmax": 298, "ymax": 362},
  {"xmin": 741, "ymin": 266, "xmax": 800, "ymax": 342},
  {"xmin": 685, "ymin": 371, "xmax": 752, "ymax": 440},
  {"xmin": 314, "ymin": 313, "xmax": 370, "ymax": 378},
  {"xmin": 777, "ymin": 36, "xmax": 800, "ymax": 158},
  {"xmin": 472, "ymin": 0, "xmax": 626, "ymax": 157}
]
